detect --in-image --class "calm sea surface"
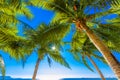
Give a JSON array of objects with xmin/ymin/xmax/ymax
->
[{"xmin": 0, "ymin": 76, "xmax": 117, "ymax": 80}]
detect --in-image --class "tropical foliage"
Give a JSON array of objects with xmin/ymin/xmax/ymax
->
[
  {"xmin": 0, "ymin": 25, "xmax": 34, "ymax": 78},
  {"xmin": 68, "ymin": 31, "xmax": 106, "ymax": 79},
  {"xmin": 0, "ymin": 0, "xmax": 35, "ymax": 77},
  {"xmin": 0, "ymin": 26, "xmax": 34, "ymax": 59},
  {"xmin": 0, "ymin": 0, "xmax": 33, "ymax": 26},
  {"xmin": 24, "ymin": 22, "xmax": 71, "ymax": 80},
  {"xmin": 94, "ymin": 23, "xmax": 120, "ymax": 52},
  {"xmin": 70, "ymin": 31, "xmax": 106, "ymax": 65}
]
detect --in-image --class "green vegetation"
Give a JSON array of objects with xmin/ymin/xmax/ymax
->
[{"xmin": 25, "ymin": 22, "xmax": 71, "ymax": 80}]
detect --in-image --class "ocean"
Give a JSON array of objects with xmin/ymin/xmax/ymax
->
[
  {"xmin": 60, "ymin": 78, "xmax": 117, "ymax": 80},
  {"xmin": 0, "ymin": 76, "xmax": 117, "ymax": 80}
]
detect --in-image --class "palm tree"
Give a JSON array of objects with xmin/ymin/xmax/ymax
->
[
  {"xmin": 0, "ymin": 0, "xmax": 33, "ymax": 27},
  {"xmin": 0, "ymin": 26, "xmax": 34, "ymax": 59},
  {"xmin": 0, "ymin": 55, "xmax": 5, "ymax": 80},
  {"xmin": 29, "ymin": 0, "xmax": 120, "ymax": 79},
  {"xmin": 69, "ymin": 32, "xmax": 106, "ymax": 80},
  {"xmin": 0, "ymin": 26, "xmax": 35, "ymax": 79},
  {"xmin": 0, "ymin": 0, "xmax": 37, "ymax": 60},
  {"xmin": 25, "ymin": 22, "xmax": 71, "ymax": 80},
  {"xmin": 69, "ymin": 23, "xmax": 120, "ymax": 79},
  {"xmin": 32, "ymin": 45, "xmax": 70, "ymax": 80}
]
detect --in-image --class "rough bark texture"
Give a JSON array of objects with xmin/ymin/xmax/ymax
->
[
  {"xmin": 75, "ymin": 20, "xmax": 120, "ymax": 79},
  {"xmin": 87, "ymin": 55, "xmax": 106, "ymax": 80},
  {"xmin": 32, "ymin": 58, "xmax": 41, "ymax": 80}
]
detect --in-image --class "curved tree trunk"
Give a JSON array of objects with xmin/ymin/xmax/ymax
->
[
  {"xmin": 87, "ymin": 55, "xmax": 106, "ymax": 80},
  {"xmin": 32, "ymin": 58, "xmax": 41, "ymax": 80},
  {"xmin": 75, "ymin": 20, "xmax": 120, "ymax": 79}
]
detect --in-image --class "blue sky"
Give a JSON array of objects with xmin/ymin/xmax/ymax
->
[{"xmin": 0, "ymin": 6, "xmax": 119, "ymax": 80}]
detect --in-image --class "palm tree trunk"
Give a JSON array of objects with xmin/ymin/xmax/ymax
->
[
  {"xmin": 87, "ymin": 55, "xmax": 106, "ymax": 80},
  {"xmin": 75, "ymin": 21, "xmax": 120, "ymax": 79},
  {"xmin": 32, "ymin": 58, "xmax": 41, "ymax": 80}
]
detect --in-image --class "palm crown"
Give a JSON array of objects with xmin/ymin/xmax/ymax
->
[
  {"xmin": 29, "ymin": 0, "xmax": 120, "ymax": 23},
  {"xmin": 25, "ymin": 22, "xmax": 71, "ymax": 67},
  {"xmin": 24, "ymin": 22, "xmax": 71, "ymax": 80},
  {"xmin": 29, "ymin": 0, "xmax": 120, "ymax": 52}
]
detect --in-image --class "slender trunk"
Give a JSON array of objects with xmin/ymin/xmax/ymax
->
[
  {"xmin": 75, "ymin": 21, "xmax": 120, "ymax": 79},
  {"xmin": 32, "ymin": 58, "xmax": 41, "ymax": 80},
  {"xmin": 87, "ymin": 55, "xmax": 106, "ymax": 80}
]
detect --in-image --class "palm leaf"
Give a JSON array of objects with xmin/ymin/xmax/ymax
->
[
  {"xmin": 0, "ymin": 55, "xmax": 5, "ymax": 79},
  {"xmin": 0, "ymin": 27, "xmax": 34, "ymax": 60},
  {"xmin": 82, "ymin": 54, "xmax": 94, "ymax": 72},
  {"xmin": 47, "ymin": 56, "xmax": 52, "ymax": 67},
  {"xmin": 49, "ymin": 51, "xmax": 70, "ymax": 68},
  {"xmin": 0, "ymin": 0, "xmax": 33, "ymax": 26},
  {"xmin": 89, "ymin": 52, "xmax": 107, "ymax": 64},
  {"xmin": 25, "ymin": 22, "xmax": 70, "ymax": 47},
  {"xmin": 68, "ymin": 49, "xmax": 80, "ymax": 62},
  {"xmin": 94, "ymin": 23, "xmax": 120, "ymax": 52}
]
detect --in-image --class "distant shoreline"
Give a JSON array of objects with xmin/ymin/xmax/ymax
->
[
  {"xmin": 0, "ymin": 76, "xmax": 31, "ymax": 80},
  {"xmin": 60, "ymin": 78, "xmax": 117, "ymax": 80},
  {"xmin": 0, "ymin": 76, "xmax": 117, "ymax": 80}
]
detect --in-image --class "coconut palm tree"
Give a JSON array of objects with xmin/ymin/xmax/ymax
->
[
  {"xmin": 69, "ymin": 23, "xmax": 120, "ymax": 80},
  {"xmin": 24, "ymin": 22, "xmax": 71, "ymax": 80},
  {"xmin": 28, "ymin": 0, "xmax": 120, "ymax": 79},
  {"xmin": 32, "ymin": 45, "xmax": 70, "ymax": 80},
  {"xmin": 0, "ymin": 25, "xmax": 35, "ymax": 79},
  {"xmin": 0, "ymin": 26, "xmax": 34, "ymax": 59},
  {"xmin": 69, "ymin": 32, "xmax": 106, "ymax": 80}
]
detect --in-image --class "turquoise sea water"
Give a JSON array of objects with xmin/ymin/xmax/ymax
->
[
  {"xmin": 60, "ymin": 78, "xmax": 117, "ymax": 80},
  {"xmin": 0, "ymin": 76, "xmax": 31, "ymax": 80},
  {"xmin": 0, "ymin": 76, "xmax": 117, "ymax": 80}
]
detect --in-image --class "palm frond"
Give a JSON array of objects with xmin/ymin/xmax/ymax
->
[
  {"xmin": 47, "ymin": 56, "xmax": 52, "ymax": 67},
  {"xmin": 71, "ymin": 31, "xmax": 87, "ymax": 50},
  {"xmin": 0, "ymin": 55, "xmax": 5, "ymax": 79},
  {"xmin": 68, "ymin": 49, "xmax": 80, "ymax": 61},
  {"xmin": 94, "ymin": 23, "xmax": 120, "ymax": 52},
  {"xmin": 70, "ymin": 31, "xmax": 107, "ymax": 71},
  {"xmin": 0, "ymin": 0, "xmax": 33, "ymax": 26},
  {"xmin": 89, "ymin": 52, "xmax": 107, "ymax": 64},
  {"xmin": 0, "ymin": 27, "xmax": 34, "ymax": 60},
  {"xmin": 34, "ymin": 0, "xmax": 120, "ymax": 23},
  {"xmin": 49, "ymin": 51, "xmax": 70, "ymax": 68},
  {"xmin": 16, "ymin": 2, "xmax": 33, "ymax": 19},
  {"xmin": 86, "ymin": 2, "xmax": 120, "ymax": 22},
  {"xmin": 25, "ymin": 22, "xmax": 70, "ymax": 47},
  {"xmin": 82, "ymin": 55, "xmax": 94, "ymax": 72},
  {"xmin": 52, "ymin": 12, "xmax": 73, "ymax": 23},
  {"xmin": 0, "ymin": 13, "xmax": 18, "ymax": 25}
]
